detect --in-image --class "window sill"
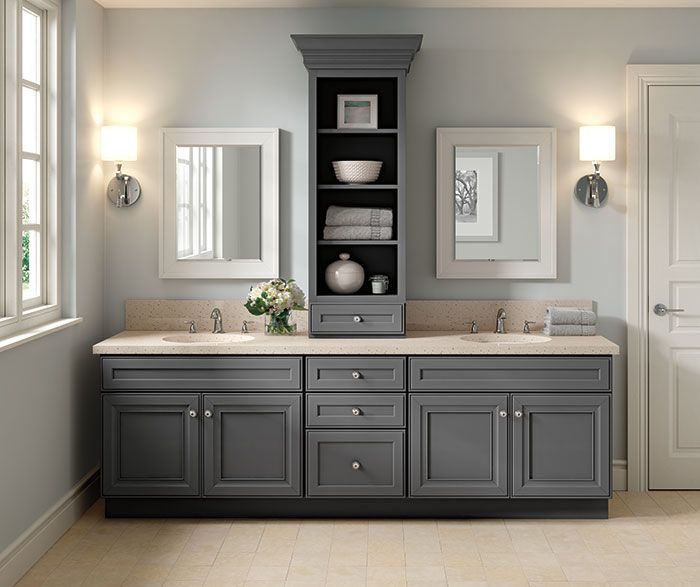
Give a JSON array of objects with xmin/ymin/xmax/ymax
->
[{"xmin": 0, "ymin": 317, "xmax": 83, "ymax": 354}]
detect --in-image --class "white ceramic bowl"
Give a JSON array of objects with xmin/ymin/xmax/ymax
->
[{"xmin": 332, "ymin": 160, "xmax": 383, "ymax": 184}]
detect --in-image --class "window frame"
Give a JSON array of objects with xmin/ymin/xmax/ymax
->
[{"xmin": 1, "ymin": 0, "xmax": 61, "ymax": 338}]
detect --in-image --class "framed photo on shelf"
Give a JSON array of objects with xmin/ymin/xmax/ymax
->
[{"xmin": 337, "ymin": 94, "xmax": 378, "ymax": 129}]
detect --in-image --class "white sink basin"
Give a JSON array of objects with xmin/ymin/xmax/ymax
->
[
  {"xmin": 460, "ymin": 333, "xmax": 551, "ymax": 344},
  {"xmin": 162, "ymin": 333, "xmax": 255, "ymax": 344}
]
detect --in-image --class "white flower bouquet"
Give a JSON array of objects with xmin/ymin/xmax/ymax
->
[{"xmin": 244, "ymin": 278, "xmax": 306, "ymax": 335}]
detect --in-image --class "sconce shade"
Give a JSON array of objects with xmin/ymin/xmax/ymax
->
[
  {"xmin": 101, "ymin": 126, "xmax": 137, "ymax": 162},
  {"xmin": 579, "ymin": 125, "xmax": 615, "ymax": 162}
]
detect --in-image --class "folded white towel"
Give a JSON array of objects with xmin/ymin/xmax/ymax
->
[
  {"xmin": 543, "ymin": 323, "xmax": 597, "ymax": 336},
  {"xmin": 545, "ymin": 306, "xmax": 597, "ymax": 326},
  {"xmin": 323, "ymin": 226, "xmax": 392, "ymax": 240},
  {"xmin": 326, "ymin": 205, "xmax": 393, "ymax": 227}
]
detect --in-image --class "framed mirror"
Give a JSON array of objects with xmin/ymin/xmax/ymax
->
[
  {"xmin": 436, "ymin": 127, "xmax": 557, "ymax": 279},
  {"xmin": 160, "ymin": 128, "xmax": 279, "ymax": 279}
]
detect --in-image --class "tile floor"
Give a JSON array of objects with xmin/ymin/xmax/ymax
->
[{"xmin": 15, "ymin": 491, "xmax": 700, "ymax": 587}]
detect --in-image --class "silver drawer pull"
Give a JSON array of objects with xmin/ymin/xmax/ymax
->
[
  {"xmin": 204, "ymin": 410, "xmax": 213, "ymax": 418},
  {"xmin": 499, "ymin": 410, "xmax": 508, "ymax": 418},
  {"xmin": 514, "ymin": 410, "xmax": 523, "ymax": 418},
  {"xmin": 188, "ymin": 410, "xmax": 198, "ymax": 418},
  {"xmin": 352, "ymin": 371, "xmax": 361, "ymax": 380},
  {"xmin": 353, "ymin": 315, "xmax": 362, "ymax": 323},
  {"xmin": 351, "ymin": 407, "xmax": 361, "ymax": 416},
  {"xmin": 351, "ymin": 461, "xmax": 361, "ymax": 470}
]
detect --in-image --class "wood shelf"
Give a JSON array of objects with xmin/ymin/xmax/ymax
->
[
  {"xmin": 318, "ymin": 184, "xmax": 399, "ymax": 190},
  {"xmin": 318, "ymin": 240, "xmax": 398, "ymax": 246}
]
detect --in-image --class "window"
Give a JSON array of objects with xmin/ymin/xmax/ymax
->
[{"xmin": 1, "ymin": 0, "xmax": 60, "ymax": 336}]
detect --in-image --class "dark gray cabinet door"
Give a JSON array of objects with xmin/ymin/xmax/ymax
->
[
  {"xmin": 410, "ymin": 394, "xmax": 508, "ymax": 497},
  {"xmin": 512, "ymin": 394, "xmax": 610, "ymax": 497},
  {"xmin": 203, "ymin": 394, "xmax": 301, "ymax": 496},
  {"xmin": 102, "ymin": 394, "xmax": 200, "ymax": 496}
]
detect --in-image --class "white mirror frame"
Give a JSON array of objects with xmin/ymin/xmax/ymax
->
[
  {"xmin": 436, "ymin": 127, "xmax": 557, "ymax": 279},
  {"xmin": 159, "ymin": 127, "xmax": 279, "ymax": 279}
]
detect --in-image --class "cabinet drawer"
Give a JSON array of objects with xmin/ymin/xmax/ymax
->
[
  {"xmin": 307, "ymin": 430, "xmax": 404, "ymax": 496},
  {"xmin": 102, "ymin": 357, "xmax": 302, "ymax": 391},
  {"xmin": 311, "ymin": 304, "xmax": 404, "ymax": 335},
  {"xmin": 306, "ymin": 357, "xmax": 406, "ymax": 391},
  {"xmin": 409, "ymin": 357, "xmax": 611, "ymax": 391},
  {"xmin": 307, "ymin": 394, "xmax": 405, "ymax": 427}
]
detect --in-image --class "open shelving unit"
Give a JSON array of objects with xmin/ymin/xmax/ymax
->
[{"xmin": 293, "ymin": 34, "xmax": 422, "ymax": 337}]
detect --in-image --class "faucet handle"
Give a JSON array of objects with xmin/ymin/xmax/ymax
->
[
  {"xmin": 241, "ymin": 320, "xmax": 249, "ymax": 334},
  {"xmin": 184, "ymin": 320, "xmax": 197, "ymax": 334},
  {"xmin": 523, "ymin": 320, "xmax": 536, "ymax": 334},
  {"xmin": 470, "ymin": 320, "xmax": 478, "ymax": 334}
]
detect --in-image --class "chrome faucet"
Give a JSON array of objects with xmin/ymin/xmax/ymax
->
[
  {"xmin": 495, "ymin": 308, "xmax": 507, "ymax": 334},
  {"xmin": 210, "ymin": 308, "xmax": 224, "ymax": 333}
]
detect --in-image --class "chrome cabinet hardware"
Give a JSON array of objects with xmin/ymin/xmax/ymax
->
[
  {"xmin": 351, "ymin": 407, "xmax": 361, "ymax": 416},
  {"xmin": 514, "ymin": 410, "xmax": 523, "ymax": 418},
  {"xmin": 654, "ymin": 303, "xmax": 685, "ymax": 317},
  {"xmin": 204, "ymin": 410, "xmax": 213, "ymax": 418},
  {"xmin": 499, "ymin": 410, "xmax": 508, "ymax": 418},
  {"xmin": 523, "ymin": 320, "xmax": 536, "ymax": 334},
  {"xmin": 184, "ymin": 320, "xmax": 197, "ymax": 334},
  {"xmin": 351, "ymin": 461, "xmax": 361, "ymax": 470},
  {"xmin": 353, "ymin": 315, "xmax": 362, "ymax": 323},
  {"xmin": 188, "ymin": 410, "xmax": 198, "ymax": 418},
  {"xmin": 351, "ymin": 371, "xmax": 361, "ymax": 379}
]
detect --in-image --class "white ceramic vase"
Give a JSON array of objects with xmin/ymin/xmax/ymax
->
[{"xmin": 325, "ymin": 253, "xmax": 364, "ymax": 294}]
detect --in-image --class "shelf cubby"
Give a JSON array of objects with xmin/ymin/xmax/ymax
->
[
  {"xmin": 316, "ymin": 77, "xmax": 398, "ymax": 129},
  {"xmin": 317, "ymin": 133, "xmax": 398, "ymax": 186}
]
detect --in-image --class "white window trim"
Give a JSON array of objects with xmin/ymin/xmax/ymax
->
[{"xmin": 1, "ymin": 0, "xmax": 62, "ymax": 342}]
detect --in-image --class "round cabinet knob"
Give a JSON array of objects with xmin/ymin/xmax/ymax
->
[
  {"xmin": 189, "ymin": 410, "xmax": 198, "ymax": 418},
  {"xmin": 352, "ymin": 371, "xmax": 361, "ymax": 380},
  {"xmin": 204, "ymin": 410, "xmax": 213, "ymax": 418},
  {"xmin": 351, "ymin": 461, "xmax": 361, "ymax": 470},
  {"xmin": 351, "ymin": 407, "xmax": 361, "ymax": 416},
  {"xmin": 514, "ymin": 410, "xmax": 523, "ymax": 418},
  {"xmin": 353, "ymin": 315, "xmax": 362, "ymax": 323},
  {"xmin": 499, "ymin": 410, "xmax": 508, "ymax": 418}
]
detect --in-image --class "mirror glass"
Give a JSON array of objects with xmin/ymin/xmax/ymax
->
[
  {"xmin": 454, "ymin": 145, "xmax": 540, "ymax": 261},
  {"xmin": 175, "ymin": 145, "xmax": 261, "ymax": 261}
]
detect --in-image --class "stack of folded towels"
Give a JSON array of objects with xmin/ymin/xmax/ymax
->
[
  {"xmin": 543, "ymin": 307, "xmax": 597, "ymax": 336},
  {"xmin": 323, "ymin": 205, "xmax": 393, "ymax": 240}
]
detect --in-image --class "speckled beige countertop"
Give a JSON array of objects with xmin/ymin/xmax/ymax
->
[{"xmin": 92, "ymin": 330, "xmax": 619, "ymax": 356}]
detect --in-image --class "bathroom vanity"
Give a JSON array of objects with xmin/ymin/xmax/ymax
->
[{"xmin": 94, "ymin": 330, "xmax": 618, "ymax": 519}]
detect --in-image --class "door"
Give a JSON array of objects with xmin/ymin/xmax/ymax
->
[
  {"xmin": 203, "ymin": 394, "xmax": 301, "ymax": 496},
  {"xmin": 102, "ymin": 394, "xmax": 200, "ymax": 496},
  {"xmin": 512, "ymin": 394, "xmax": 610, "ymax": 497},
  {"xmin": 649, "ymin": 86, "xmax": 700, "ymax": 488},
  {"xmin": 409, "ymin": 394, "xmax": 508, "ymax": 496}
]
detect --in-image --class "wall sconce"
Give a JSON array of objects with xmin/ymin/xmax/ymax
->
[
  {"xmin": 101, "ymin": 126, "xmax": 141, "ymax": 208},
  {"xmin": 575, "ymin": 125, "xmax": 615, "ymax": 208}
]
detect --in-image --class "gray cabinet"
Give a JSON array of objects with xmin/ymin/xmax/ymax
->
[
  {"xmin": 203, "ymin": 394, "xmax": 301, "ymax": 496},
  {"xmin": 102, "ymin": 394, "xmax": 200, "ymax": 496},
  {"xmin": 511, "ymin": 394, "xmax": 610, "ymax": 497},
  {"xmin": 409, "ymin": 394, "xmax": 508, "ymax": 497}
]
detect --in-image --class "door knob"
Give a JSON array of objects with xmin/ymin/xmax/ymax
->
[
  {"xmin": 351, "ymin": 407, "xmax": 361, "ymax": 416},
  {"xmin": 352, "ymin": 371, "xmax": 361, "ymax": 379},
  {"xmin": 654, "ymin": 303, "xmax": 685, "ymax": 316},
  {"xmin": 204, "ymin": 410, "xmax": 213, "ymax": 418},
  {"xmin": 353, "ymin": 315, "xmax": 362, "ymax": 323},
  {"xmin": 514, "ymin": 410, "xmax": 523, "ymax": 418},
  {"xmin": 499, "ymin": 410, "xmax": 508, "ymax": 418},
  {"xmin": 188, "ymin": 410, "xmax": 198, "ymax": 418},
  {"xmin": 351, "ymin": 461, "xmax": 361, "ymax": 470}
]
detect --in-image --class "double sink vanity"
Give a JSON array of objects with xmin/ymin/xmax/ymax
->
[{"xmin": 94, "ymin": 305, "xmax": 619, "ymax": 520}]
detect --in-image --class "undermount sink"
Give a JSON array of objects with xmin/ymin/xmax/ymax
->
[
  {"xmin": 460, "ymin": 333, "xmax": 551, "ymax": 344},
  {"xmin": 162, "ymin": 333, "xmax": 255, "ymax": 344}
]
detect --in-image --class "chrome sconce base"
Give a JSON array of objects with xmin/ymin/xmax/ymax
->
[
  {"xmin": 574, "ymin": 163, "xmax": 608, "ymax": 208},
  {"xmin": 107, "ymin": 163, "xmax": 141, "ymax": 208}
]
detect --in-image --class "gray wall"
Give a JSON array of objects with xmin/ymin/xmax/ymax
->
[
  {"xmin": 102, "ymin": 7, "xmax": 700, "ymax": 461},
  {"xmin": 0, "ymin": 0, "xmax": 104, "ymax": 557}
]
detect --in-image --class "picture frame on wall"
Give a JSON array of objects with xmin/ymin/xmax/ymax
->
[
  {"xmin": 337, "ymin": 94, "xmax": 378, "ymax": 129},
  {"xmin": 454, "ymin": 149, "xmax": 499, "ymax": 242}
]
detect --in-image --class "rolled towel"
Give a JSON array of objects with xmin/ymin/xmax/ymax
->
[
  {"xmin": 326, "ymin": 205, "xmax": 393, "ymax": 227},
  {"xmin": 543, "ymin": 323, "xmax": 597, "ymax": 336},
  {"xmin": 323, "ymin": 226, "xmax": 392, "ymax": 240},
  {"xmin": 545, "ymin": 306, "xmax": 597, "ymax": 326}
]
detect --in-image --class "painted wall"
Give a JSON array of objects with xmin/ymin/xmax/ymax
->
[
  {"xmin": 102, "ymin": 7, "xmax": 700, "ymax": 461},
  {"xmin": 0, "ymin": 0, "xmax": 104, "ymax": 558}
]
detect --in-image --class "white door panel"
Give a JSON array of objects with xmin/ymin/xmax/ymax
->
[{"xmin": 649, "ymin": 85, "xmax": 700, "ymax": 489}]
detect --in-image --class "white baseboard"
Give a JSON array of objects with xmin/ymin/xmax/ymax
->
[
  {"xmin": 0, "ymin": 467, "xmax": 100, "ymax": 587},
  {"xmin": 613, "ymin": 459, "xmax": 628, "ymax": 491}
]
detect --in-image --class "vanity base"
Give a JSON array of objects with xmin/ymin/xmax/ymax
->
[{"xmin": 105, "ymin": 498, "xmax": 608, "ymax": 519}]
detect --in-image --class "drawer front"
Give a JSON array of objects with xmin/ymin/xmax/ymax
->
[
  {"xmin": 102, "ymin": 357, "xmax": 302, "ymax": 391},
  {"xmin": 307, "ymin": 430, "xmax": 404, "ymax": 496},
  {"xmin": 311, "ymin": 304, "xmax": 404, "ymax": 335},
  {"xmin": 307, "ymin": 394, "xmax": 405, "ymax": 428},
  {"xmin": 306, "ymin": 357, "xmax": 406, "ymax": 391},
  {"xmin": 409, "ymin": 357, "xmax": 611, "ymax": 391}
]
